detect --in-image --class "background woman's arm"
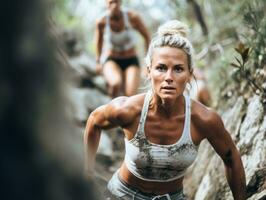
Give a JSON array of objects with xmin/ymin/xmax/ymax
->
[
  {"xmin": 94, "ymin": 19, "xmax": 104, "ymax": 73},
  {"xmin": 129, "ymin": 11, "xmax": 150, "ymax": 52}
]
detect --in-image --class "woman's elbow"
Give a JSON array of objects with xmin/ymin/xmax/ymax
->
[{"xmin": 223, "ymin": 148, "xmax": 243, "ymax": 167}]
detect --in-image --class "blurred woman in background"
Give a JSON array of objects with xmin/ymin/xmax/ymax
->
[{"xmin": 95, "ymin": 0, "xmax": 150, "ymax": 98}]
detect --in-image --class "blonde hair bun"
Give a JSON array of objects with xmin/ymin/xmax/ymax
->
[{"xmin": 158, "ymin": 20, "xmax": 189, "ymax": 38}]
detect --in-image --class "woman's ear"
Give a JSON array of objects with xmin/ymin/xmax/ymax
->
[
  {"xmin": 147, "ymin": 66, "xmax": 150, "ymax": 73},
  {"xmin": 147, "ymin": 66, "xmax": 151, "ymax": 79},
  {"xmin": 190, "ymin": 68, "xmax": 194, "ymax": 75},
  {"xmin": 189, "ymin": 68, "xmax": 194, "ymax": 82}
]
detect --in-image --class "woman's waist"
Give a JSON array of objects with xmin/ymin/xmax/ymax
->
[
  {"xmin": 105, "ymin": 48, "xmax": 136, "ymax": 58},
  {"xmin": 119, "ymin": 162, "xmax": 184, "ymax": 195}
]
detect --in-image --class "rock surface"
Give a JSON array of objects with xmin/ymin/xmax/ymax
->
[{"xmin": 184, "ymin": 95, "xmax": 266, "ymax": 200}]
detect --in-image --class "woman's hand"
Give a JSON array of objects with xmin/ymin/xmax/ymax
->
[{"xmin": 96, "ymin": 62, "xmax": 103, "ymax": 75}]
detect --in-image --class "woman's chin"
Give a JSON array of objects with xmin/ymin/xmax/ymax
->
[
  {"xmin": 160, "ymin": 93, "xmax": 178, "ymax": 102},
  {"xmin": 159, "ymin": 90, "xmax": 184, "ymax": 102}
]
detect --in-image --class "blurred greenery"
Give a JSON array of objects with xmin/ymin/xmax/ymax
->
[
  {"xmin": 50, "ymin": 0, "xmax": 266, "ymax": 105},
  {"xmin": 229, "ymin": 0, "xmax": 266, "ymax": 99},
  {"xmin": 51, "ymin": 0, "xmax": 76, "ymax": 27}
]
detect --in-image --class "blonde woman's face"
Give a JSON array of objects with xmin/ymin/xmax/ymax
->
[{"xmin": 148, "ymin": 46, "xmax": 191, "ymax": 100}]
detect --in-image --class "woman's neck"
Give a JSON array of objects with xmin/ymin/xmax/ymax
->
[
  {"xmin": 150, "ymin": 94, "xmax": 185, "ymax": 118},
  {"xmin": 109, "ymin": 10, "xmax": 122, "ymax": 21}
]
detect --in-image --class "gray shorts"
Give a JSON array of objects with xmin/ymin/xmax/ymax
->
[{"xmin": 105, "ymin": 170, "xmax": 186, "ymax": 200}]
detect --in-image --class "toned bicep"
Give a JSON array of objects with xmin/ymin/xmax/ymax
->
[
  {"xmin": 205, "ymin": 113, "xmax": 237, "ymax": 162},
  {"xmin": 94, "ymin": 20, "xmax": 104, "ymax": 57},
  {"xmin": 95, "ymin": 19, "xmax": 104, "ymax": 40},
  {"xmin": 88, "ymin": 105, "xmax": 118, "ymax": 130},
  {"xmin": 134, "ymin": 17, "xmax": 149, "ymax": 36},
  {"xmin": 130, "ymin": 13, "xmax": 150, "ymax": 48},
  {"xmin": 208, "ymin": 129, "xmax": 237, "ymax": 161}
]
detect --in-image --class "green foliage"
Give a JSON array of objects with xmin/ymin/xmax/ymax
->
[
  {"xmin": 50, "ymin": 0, "xmax": 80, "ymax": 28},
  {"xmin": 231, "ymin": 0, "xmax": 266, "ymax": 98},
  {"xmin": 49, "ymin": 0, "xmax": 266, "ymax": 103},
  {"xmin": 243, "ymin": 0, "xmax": 266, "ymax": 69},
  {"xmin": 231, "ymin": 42, "xmax": 263, "ymax": 93},
  {"xmin": 231, "ymin": 42, "xmax": 250, "ymax": 70}
]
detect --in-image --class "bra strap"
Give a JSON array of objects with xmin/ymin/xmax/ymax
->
[
  {"xmin": 123, "ymin": 10, "xmax": 130, "ymax": 28},
  {"xmin": 105, "ymin": 10, "xmax": 111, "ymax": 32},
  {"xmin": 183, "ymin": 93, "xmax": 191, "ymax": 140},
  {"xmin": 137, "ymin": 90, "xmax": 152, "ymax": 138}
]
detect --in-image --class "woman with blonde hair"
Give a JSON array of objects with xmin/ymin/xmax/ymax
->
[{"xmin": 85, "ymin": 20, "xmax": 246, "ymax": 200}]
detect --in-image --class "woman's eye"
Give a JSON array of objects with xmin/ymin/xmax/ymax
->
[
  {"xmin": 174, "ymin": 67, "xmax": 183, "ymax": 73},
  {"xmin": 156, "ymin": 66, "xmax": 166, "ymax": 71}
]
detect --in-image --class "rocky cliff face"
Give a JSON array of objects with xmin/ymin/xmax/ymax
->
[{"xmin": 184, "ymin": 95, "xmax": 266, "ymax": 200}]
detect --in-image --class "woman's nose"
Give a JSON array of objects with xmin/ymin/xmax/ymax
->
[{"xmin": 165, "ymin": 70, "xmax": 173, "ymax": 83}]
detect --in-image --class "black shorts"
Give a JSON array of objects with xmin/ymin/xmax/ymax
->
[{"xmin": 105, "ymin": 56, "xmax": 140, "ymax": 71}]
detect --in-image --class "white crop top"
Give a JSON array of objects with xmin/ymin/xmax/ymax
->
[
  {"xmin": 124, "ymin": 90, "xmax": 199, "ymax": 182},
  {"xmin": 104, "ymin": 10, "xmax": 135, "ymax": 52}
]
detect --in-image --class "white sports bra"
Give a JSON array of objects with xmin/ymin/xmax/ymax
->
[
  {"xmin": 124, "ymin": 90, "xmax": 199, "ymax": 182},
  {"xmin": 104, "ymin": 10, "xmax": 135, "ymax": 52}
]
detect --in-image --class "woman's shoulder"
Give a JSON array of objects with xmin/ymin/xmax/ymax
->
[
  {"xmin": 110, "ymin": 93, "xmax": 145, "ymax": 111},
  {"xmin": 105, "ymin": 93, "xmax": 146, "ymax": 125},
  {"xmin": 126, "ymin": 9, "xmax": 141, "ymax": 22},
  {"xmin": 96, "ymin": 11, "xmax": 108, "ymax": 27},
  {"xmin": 191, "ymin": 100, "xmax": 224, "ymax": 134}
]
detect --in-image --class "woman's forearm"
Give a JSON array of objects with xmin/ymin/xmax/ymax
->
[
  {"xmin": 96, "ymin": 40, "xmax": 103, "ymax": 62},
  {"xmin": 83, "ymin": 117, "xmax": 101, "ymax": 178},
  {"xmin": 95, "ymin": 23, "xmax": 103, "ymax": 62},
  {"xmin": 225, "ymin": 151, "xmax": 246, "ymax": 200}
]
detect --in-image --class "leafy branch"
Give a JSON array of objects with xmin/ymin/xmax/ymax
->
[{"xmin": 230, "ymin": 42, "xmax": 263, "ymax": 93}]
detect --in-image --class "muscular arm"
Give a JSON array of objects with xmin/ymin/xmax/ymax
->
[
  {"xmin": 129, "ymin": 11, "xmax": 150, "ymax": 51},
  {"xmin": 83, "ymin": 105, "xmax": 113, "ymax": 179},
  {"xmin": 94, "ymin": 19, "xmax": 104, "ymax": 63},
  {"xmin": 193, "ymin": 103, "xmax": 246, "ymax": 199},
  {"xmin": 83, "ymin": 97, "xmax": 136, "ymax": 179},
  {"xmin": 203, "ymin": 111, "xmax": 246, "ymax": 200}
]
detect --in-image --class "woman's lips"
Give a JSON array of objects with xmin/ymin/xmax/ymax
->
[
  {"xmin": 161, "ymin": 86, "xmax": 175, "ymax": 90},
  {"xmin": 161, "ymin": 87, "xmax": 176, "ymax": 94}
]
